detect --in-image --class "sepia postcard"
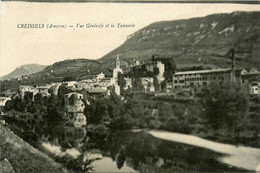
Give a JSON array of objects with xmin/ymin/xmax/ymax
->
[{"xmin": 0, "ymin": 0, "xmax": 260, "ymax": 172}]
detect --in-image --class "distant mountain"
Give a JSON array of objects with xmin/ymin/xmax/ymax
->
[
  {"xmin": 16, "ymin": 11, "xmax": 260, "ymax": 85},
  {"xmin": 0, "ymin": 64, "xmax": 47, "ymax": 80}
]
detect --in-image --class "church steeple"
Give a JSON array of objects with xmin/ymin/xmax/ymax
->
[
  {"xmin": 116, "ymin": 55, "xmax": 120, "ymax": 68},
  {"xmin": 112, "ymin": 55, "xmax": 123, "ymax": 80}
]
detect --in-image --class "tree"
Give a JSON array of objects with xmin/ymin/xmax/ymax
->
[
  {"xmin": 45, "ymin": 95, "xmax": 61, "ymax": 134},
  {"xmin": 24, "ymin": 92, "xmax": 33, "ymax": 102},
  {"xmin": 153, "ymin": 76, "xmax": 159, "ymax": 91},
  {"xmin": 84, "ymin": 97, "xmax": 114, "ymax": 124},
  {"xmin": 165, "ymin": 117, "xmax": 181, "ymax": 131},
  {"xmin": 56, "ymin": 154, "xmax": 94, "ymax": 172},
  {"xmin": 34, "ymin": 93, "xmax": 42, "ymax": 105},
  {"xmin": 12, "ymin": 97, "xmax": 25, "ymax": 112},
  {"xmin": 48, "ymin": 88, "xmax": 53, "ymax": 95},
  {"xmin": 84, "ymin": 100, "xmax": 96, "ymax": 123},
  {"xmin": 63, "ymin": 76, "xmax": 75, "ymax": 82},
  {"xmin": 153, "ymin": 67, "xmax": 159, "ymax": 76},
  {"xmin": 163, "ymin": 57, "xmax": 176, "ymax": 80},
  {"xmin": 201, "ymin": 84, "xmax": 249, "ymax": 137},
  {"xmin": 117, "ymin": 72, "xmax": 126, "ymax": 89},
  {"xmin": 132, "ymin": 78, "xmax": 144, "ymax": 91},
  {"xmin": 4, "ymin": 100, "xmax": 14, "ymax": 111},
  {"xmin": 74, "ymin": 127, "xmax": 86, "ymax": 140},
  {"xmin": 57, "ymin": 85, "xmax": 73, "ymax": 105},
  {"xmin": 116, "ymin": 150, "xmax": 126, "ymax": 169}
]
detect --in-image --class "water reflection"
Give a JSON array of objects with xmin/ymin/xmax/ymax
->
[
  {"xmin": 82, "ymin": 131, "xmax": 245, "ymax": 172},
  {"xmin": 90, "ymin": 157, "xmax": 136, "ymax": 172},
  {"xmin": 41, "ymin": 129, "xmax": 247, "ymax": 172}
]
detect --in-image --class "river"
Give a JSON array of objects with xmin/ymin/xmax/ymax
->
[
  {"xmin": 146, "ymin": 130, "xmax": 260, "ymax": 171},
  {"xmin": 41, "ymin": 129, "xmax": 260, "ymax": 172}
]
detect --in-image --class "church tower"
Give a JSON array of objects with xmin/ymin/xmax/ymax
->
[
  {"xmin": 116, "ymin": 55, "xmax": 120, "ymax": 68},
  {"xmin": 112, "ymin": 55, "xmax": 123, "ymax": 80}
]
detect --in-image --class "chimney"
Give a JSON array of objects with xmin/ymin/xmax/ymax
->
[
  {"xmin": 230, "ymin": 48, "xmax": 236, "ymax": 83},
  {"xmin": 231, "ymin": 48, "xmax": 235, "ymax": 70}
]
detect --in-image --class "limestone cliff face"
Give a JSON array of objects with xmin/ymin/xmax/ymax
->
[{"xmin": 101, "ymin": 11, "xmax": 260, "ymax": 68}]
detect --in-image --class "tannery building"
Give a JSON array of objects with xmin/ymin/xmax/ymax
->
[{"xmin": 172, "ymin": 68, "xmax": 233, "ymax": 90}]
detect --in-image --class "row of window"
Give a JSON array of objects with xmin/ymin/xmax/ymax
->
[
  {"xmin": 176, "ymin": 73, "xmax": 225, "ymax": 77},
  {"xmin": 174, "ymin": 81, "xmax": 224, "ymax": 89},
  {"xmin": 174, "ymin": 76, "xmax": 225, "ymax": 83},
  {"xmin": 174, "ymin": 85, "xmax": 191, "ymax": 89}
]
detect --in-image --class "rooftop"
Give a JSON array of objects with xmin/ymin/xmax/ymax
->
[
  {"xmin": 19, "ymin": 85, "xmax": 35, "ymax": 87},
  {"xmin": 242, "ymin": 71, "xmax": 260, "ymax": 76},
  {"xmin": 83, "ymin": 88, "xmax": 106, "ymax": 93},
  {"xmin": 0, "ymin": 97, "xmax": 11, "ymax": 100},
  {"xmin": 37, "ymin": 86, "xmax": 49, "ymax": 89},
  {"xmin": 64, "ymin": 92, "xmax": 81, "ymax": 96},
  {"xmin": 174, "ymin": 68, "xmax": 232, "ymax": 75}
]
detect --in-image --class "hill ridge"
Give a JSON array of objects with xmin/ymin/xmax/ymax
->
[{"xmin": 5, "ymin": 11, "xmax": 260, "ymax": 85}]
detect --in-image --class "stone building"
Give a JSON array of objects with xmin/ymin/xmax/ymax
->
[
  {"xmin": 96, "ymin": 72, "xmax": 105, "ymax": 80},
  {"xmin": 80, "ymin": 88, "xmax": 106, "ymax": 99},
  {"xmin": 19, "ymin": 85, "xmax": 52, "ymax": 100},
  {"xmin": 37, "ymin": 85, "xmax": 50, "ymax": 97},
  {"xmin": 171, "ymin": 49, "xmax": 249, "ymax": 92},
  {"xmin": 237, "ymin": 69, "xmax": 260, "ymax": 95},
  {"xmin": 124, "ymin": 77, "xmax": 133, "ymax": 90},
  {"xmin": 240, "ymin": 69, "xmax": 260, "ymax": 85},
  {"xmin": 0, "ymin": 97, "xmax": 11, "ymax": 107},
  {"xmin": 172, "ymin": 68, "xmax": 233, "ymax": 91},
  {"xmin": 249, "ymin": 81, "xmax": 260, "ymax": 95},
  {"xmin": 141, "ymin": 77, "xmax": 155, "ymax": 92},
  {"xmin": 19, "ymin": 85, "xmax": 38, "ymax": 100},
  {"xmin": 64, "ymin": 92, "xmax": 86, "ymax": 127},
  {"xmin": 126, "ymin": 57, "xmax": 165, "ymax": 90}
]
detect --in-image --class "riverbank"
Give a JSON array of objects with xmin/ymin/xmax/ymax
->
[
  {"xmin": 138, "ymin": 129, "xmax": 260, "ymax": 171},
  {"xmin": 0, "ymin": 124, "xmax": 69, "ymax": 173}
]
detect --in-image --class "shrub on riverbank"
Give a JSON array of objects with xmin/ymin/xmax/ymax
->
[{"xmin": 104, "ymin": 94, "xmax": 202, "ymax": 134}]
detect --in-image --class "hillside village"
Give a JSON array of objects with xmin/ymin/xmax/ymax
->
[
  {"xmin": 0, "ymin": 51, "xmax": 259, "ymax": 132},
  {"xmin": 1, "ymin": 51, "xmax": 260, "ymax": 122}
]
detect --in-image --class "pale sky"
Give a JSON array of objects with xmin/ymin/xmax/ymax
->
[{"xmin": 1, "ymin": 2, "xmax": 259, "ymax": 76}]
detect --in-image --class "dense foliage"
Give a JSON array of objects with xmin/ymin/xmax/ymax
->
[
  {"xmin": 125, "ymin": 65, "xmax": 159, "ymax": 78},
  {"xmin": 152, "ymin": 54, "xmax": 176, "ymax": 80},
  {"xmin": 201, "ymin": 84, "xmax": 249, "ymax": 132},
  {"xmin": 0, "ymin": 79, "xmax": 20, "ymax": 93},
  {"xmin": 199, "ymin": 83, "xmax": 260, "ymax": 146}
]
